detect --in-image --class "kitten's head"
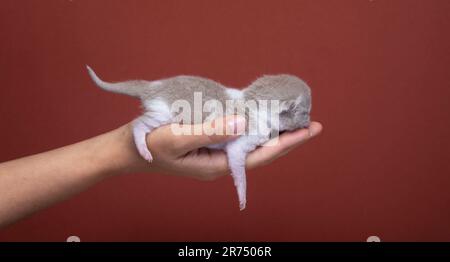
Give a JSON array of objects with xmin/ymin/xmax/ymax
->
[
  {"xmin": 245, "ymin": 74, "xmax": 312, "ymax": 132},
  {"xmin": 278, "ymin": 92, "xmax": 311, "ymax": 131},
  {"xmin": 265, "ymin": 75, "xmax": 311, "ymax": 131}
]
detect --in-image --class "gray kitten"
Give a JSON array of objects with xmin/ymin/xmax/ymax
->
[{"xmin": 86, "ymin": 66, "xmax": 311, "ymax": 210}]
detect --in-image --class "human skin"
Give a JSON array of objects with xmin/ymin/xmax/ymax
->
[{"xmin": 0, "ymin": 115, "xmax": 322, "ymax": 228}]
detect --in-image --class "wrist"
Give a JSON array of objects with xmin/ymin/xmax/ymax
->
[{"xmin": 97, "ymin": 124, "xmax": 151, "ymax": 176}]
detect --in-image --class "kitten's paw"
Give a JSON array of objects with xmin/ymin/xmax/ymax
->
[
  {"xmin": 239, "ymin": 201, "xmax": 246, "ymax": 211},
  {"xmin": 138, "ymin": 146, "xmax": 153, "ymax": 163},
  {"xmin": 143, "ymin": 152, "xmax": 153, "ymax": 163}
]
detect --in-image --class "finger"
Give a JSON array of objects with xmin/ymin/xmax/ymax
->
[
  {"xmin": 246, "ymin": 121, "xmax": 322, "ymax": 169},
  {"xmin": 169, "ymin": 115, "xmax": 246, "ymax": 155}
]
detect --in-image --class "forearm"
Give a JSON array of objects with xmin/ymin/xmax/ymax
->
[{"xmin": 0, "ymin": 124, "xmax": 141, "ymax": 228}]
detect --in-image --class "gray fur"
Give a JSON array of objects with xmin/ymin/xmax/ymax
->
[
  {"xmin": 86, "ymin": 66, "xmax": 311, "ymax": 210},
  {"xmin": 245, "ymin": 74, "xmax": 311, "ymax": 131}
]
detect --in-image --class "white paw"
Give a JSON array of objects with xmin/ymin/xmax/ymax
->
[
  {"xmin": 143, "ymin": 152, "xmax": 153, "ymax": 162},
  {"xmin": 138, "ymin": 146, "xmax": 153, "ymax": 163},
  {"xmin": 239, "ymin": 201, "xmax": 246, "ymax": 211}
]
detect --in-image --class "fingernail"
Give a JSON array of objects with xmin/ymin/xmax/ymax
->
[
  {"xmin": 308, "ymin": 123, "xmax": 322, "ymax": 137},
  {"xmin": 227, "ymin": 115, "xmax": 246, "ymax": 135}
]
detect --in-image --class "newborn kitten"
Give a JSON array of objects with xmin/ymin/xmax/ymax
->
[{"xmin": 86, "ymin": 66, "xmax": 311, "ymax": 210}]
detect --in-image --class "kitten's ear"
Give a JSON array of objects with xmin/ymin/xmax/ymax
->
[
  {"xmin": 280, "ymin": 97, "xmax": 302, "ymax": 112},
  {"xmin": 280, "ymin": 100, "xmax": 294, "ymax": 112}
]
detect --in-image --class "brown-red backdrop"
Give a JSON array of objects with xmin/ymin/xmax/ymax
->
[{"xmin": 0, "ymin": 0, "xmax": 449, "ymax": 241}]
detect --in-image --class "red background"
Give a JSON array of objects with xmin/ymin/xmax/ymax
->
[{"xmin": 0, "ymin": 0, "xmax": 449, "ymax": 241}]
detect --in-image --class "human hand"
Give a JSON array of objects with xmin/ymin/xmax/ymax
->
[
  {"xmin": 127, "ymin": 115, "xmax": 322, "ymax": 181},
  {"xmin": 0, "ymin": 115, "xmax": 321, "ymax": 227}
]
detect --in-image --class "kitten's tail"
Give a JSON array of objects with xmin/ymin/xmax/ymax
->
[{"xmin": 86, "ymin": 65, "xmax": 153, "ymax": 98}]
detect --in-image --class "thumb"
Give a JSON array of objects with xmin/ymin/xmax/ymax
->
[{"xmin": 170, "ymin": 115, "xmax": 246, "ymax": 154}]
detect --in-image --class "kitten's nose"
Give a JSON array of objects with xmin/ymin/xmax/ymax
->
[{"xmin": 303, "ymin": 116, "xmax": 311, "ymax": 128}]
